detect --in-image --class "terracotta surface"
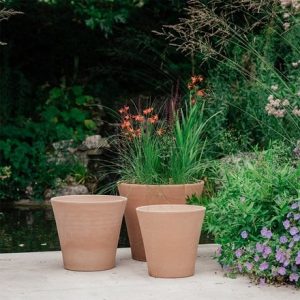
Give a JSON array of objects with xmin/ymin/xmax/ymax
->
[
  {"xmin": 51, "ymin": 195, "xmax": 127, "ymax": 271},
  {"xmin": 137, "ymin": 204, "xmax": 206, "ymax": 278},
  {"xmin": 118, "ymin": 182, "xmax": 204, "ymax": 261}
]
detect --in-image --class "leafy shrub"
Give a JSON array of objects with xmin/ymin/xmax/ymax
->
[
  {"xmin": 0, "ymin": 85, "xmax": 96, "ymax": 201},
  {"xmin": 40, "ymin": 85, "xmax": 97, "ymax": 142},
  {"xmin": 204, "ymin": 144, "xmax": 300, "ymax": 286}
]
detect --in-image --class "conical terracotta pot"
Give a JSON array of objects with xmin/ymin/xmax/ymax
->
[
  {"xmin": 51, "ymin": 195, "xmax": 127, "ymax": 271},
  {"xmin": 137, "ymin": 204, "xmax": 206, "ymax": 278},
  {"xmin": 118, "ymin": 182, "xmax": 204, "ymax": 261}
]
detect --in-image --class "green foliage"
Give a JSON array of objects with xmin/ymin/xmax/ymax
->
[
  {"xmin": 40, "ymin": 85, "xmax": 96, "ymax": 142},
  {"xmin": 163, "ymin": 0, "xmax": 300, "ymax": 152},
  {"xmin": 37, "ymin": 0, "xmax": 146, "ymax": 35},
  {"xmin": 0, "ymin": 85, "xmax": 96, "ymax": 201},
  {"xmin": 203, "ymin": 144, "xmax": 300, "ymax": 285},
  {"xmin": 169, "ymin": 101, "xmax": 218, "ymax": 183}
]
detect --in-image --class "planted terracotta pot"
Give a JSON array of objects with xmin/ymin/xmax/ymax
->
[
  {"xmin": 137, "ymin": 204, "xmax": 206, "ymax": 278},
  {"xmin": 51, "ymin": 195, "xmax": 127, "ymax": 271},
  {"xmin": 118, "ymin": 182, "xmax": 204, "ymax": 261}
]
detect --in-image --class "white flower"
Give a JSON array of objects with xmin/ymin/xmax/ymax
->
[
  {"xmin": 275, "ymin": 109, "xmax": 286, "ymax": 118},
  {"xmin": 292, "ymin": 0, "xmax": 300, "ymax": 10},
  {"xmin": 268, "ymin": 94, "xmax": 274, "ymax": 101},
  {"xmin": 271, "ymin": 99, "xmax": 281, "ymax": 107},
  {"xmin": 281, "ymin": 0, "xmax": 292, "ymax": 7},
  {"xmin": 292, "ymin": 107, "xmax": 300, "ymax": 116},
  {"xmin": 283, "ymin": 12, "xmax": 290, "ymax": 18},
  {"xmin": 292, "ymin": 62, "xmax": 299, "ymax": 68},
  {"xmin": 283, "ymin": 22, "xmax": 291, "ymax": 30},
  {"xmin": 18, "ymin": 244, "xmax": 25, "ymax": 247},
  {"xmin": 282, "ymin": 99, "xmax": 290, "ymax": 106},
  {"xmin": 271, "ymin": 84, "xmax": 278, "ymax": 91}
]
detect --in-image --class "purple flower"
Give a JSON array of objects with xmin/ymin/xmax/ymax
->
[
  {"xmin": 276, "ymin": 249, "xmax": 285, "ymax": 263},
  {"xmin": 283, "ymin": 220, "xmax": 290, "ymax": 229},
  {"xmin": 279, "ymin": 235, "xmax": 288, "ymax": 244},
  {"xmin": 237, "ymin": 263, "xmax": 242, "ymax": 272},
  {"xmin": 262, "ymin": 246, "xmax": 272, "ymax": 258},
  {"xmin": 261, "ymin": 227, "xmax": 272, "ymax": 238},
  {"xmin": 259, "ymin": 262, "xmax": 269, "ymax": 271},
  {"xmin": 289, "ymin": 226, "xmax": 299, "ymax": 236},
  {"xmin": 293, "ymin": 234, "xmax": 300, "ymax": 242},
  {"xmin": 289, "ymin": 241, "xmax": 295, "ymax": 248},
  {"xmin": 291, "ymin": 203, "xmax": 298, "ymax": 210},
  {"xmin": 259, "ymin": 278, "xmax": 266, "ymax": 285},
  {"xmin": 283, "ymin": 259, "xmax": 290, "ymax": 267},
  {"xmin": 295, "ymin": 255, "xmax": 300, "ymax": 265},
  {"xmin": 241, "ymin": 231, "xmax": 248, "ymax": 239},
  {"xmin": 245, "ymin": 262, "xmax": 253, "ymax": 271},
  {"xmin": 256, "ymin": 243, "xmax": 264, "ymax": 253},
  {"xmin": 289, "ymin": 273, "xmax": 299, "ymax": 282},
  {"xmin": 235, "ymin": 248, "xmax": 243, "ymax": 258},
  {"xmin": 294, "ymin": 213, "xmax": 300, "ymax": 221},
  {"xmin": 254, "ymin": 254, "xmax": 260, "ymax": 262},
  {"xmin": 277, "ymin": 267, "xmax": 286, "ymax": 275}
]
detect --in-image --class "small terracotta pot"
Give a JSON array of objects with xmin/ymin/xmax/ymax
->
[
  {"xmin": 118, "ymin": 182, "xmax": 204, "ymax": 261},
  {"xmin": 137, "ymin": 204, "xmax": 205, "ymax": 278},
  {"xmin": 51, "ymin": 195, "xmax": 127, "ymax": 271}
]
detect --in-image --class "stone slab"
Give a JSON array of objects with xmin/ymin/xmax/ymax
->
[{"xmin": 0, "ymin": 245, "xmax": 299, "ymax": 300}]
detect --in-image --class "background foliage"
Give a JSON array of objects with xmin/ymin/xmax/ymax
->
[{"xmin": 1, "ymin": 0, "xmax": 300, "ymax": 199}]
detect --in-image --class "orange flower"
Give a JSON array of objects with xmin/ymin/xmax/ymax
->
[
  {"xmin": 132, "ymin": 114, "xmax": 145, "ymax": 122},
  {"xmin": 148, "ymin": 114, "xmax": 158, "ymax": 124},
  {"xmin": 196, "ymin": 89, "xmax": 205, "ymax": 97},
  {"xmin": 143, "ymin": 107, "xmax": 154, "ymax": 115},
  {"xmin": 156, "ymin": 128, "xmax": 164, "ymax": 136},
  {"xmin": 119, "ymin": 105, "xmax": 130, "ymax": 114},
  {"xmin": 187, "ymin": 82, "xmax": 194, "ymax": 90},
  {"xmin": 191, "ymin": 75, "xmax": 204, "ymax": 85},
  {"xmin": 135, "ymin": 128, "xmax": 142, "ymax": 137},
  {"xmin": 127, "ymin": 126, "xmax": 134, "ymax": 133},
  {"xmin": 121, "ymin": 120, "xmax": 131, "ymax": 129}
]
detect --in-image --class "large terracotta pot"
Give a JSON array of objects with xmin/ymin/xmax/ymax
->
[
  {"xmin": 51, "ymin": 195, "xmax": 127, "ymax": 271},
  {"xmin": 118, "ymin": 181, "xmax": 204, "ymax": 261},
  {"xmin": 137, "ymin": 204, "xmax": 206, "ymax": 278}
]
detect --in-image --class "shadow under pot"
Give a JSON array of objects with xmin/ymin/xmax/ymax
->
[
  {"xmin": 51, "ymin": 195, "xmax": 127, "ymax": 271},
  {"xmin": 118, "ymin": 182, "xmax": 204, "ymax": 261},
  {"xmin": 137, "ymin": 204, "xmax": 206, "ymax": 278}
]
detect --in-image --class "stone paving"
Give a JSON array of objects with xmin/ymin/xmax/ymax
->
[{"xmin": 0, "ymin": 244, "xmax": 299, "ymax": 300}]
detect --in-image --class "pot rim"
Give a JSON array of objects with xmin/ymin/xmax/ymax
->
[
  {"xmin": 117, "ymin": 180, "xmax": 204, "ymax": 188},
  {"xmin": 136, "ymin": 204, "xmax": 206, "ymax": 214},
  {"xmin": 50, "ymin": 195, "xmax": 127, "ymax": 204}
]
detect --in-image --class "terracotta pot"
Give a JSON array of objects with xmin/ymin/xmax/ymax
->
[
  {"xmin": 137, "ymin": 204, "xmax": 206, "ymax": 278},
  {"xmin": 118, "ymin": 181, "xmax": 204, "ymax": 261},
  {"xmin": 51, "ymin": 195, "xmax": 127, "ymax": 271}
]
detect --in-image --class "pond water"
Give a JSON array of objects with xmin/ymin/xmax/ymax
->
[{"xmin": 0, "ymin": 205, "xmax": 212, "ymax": 253}]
